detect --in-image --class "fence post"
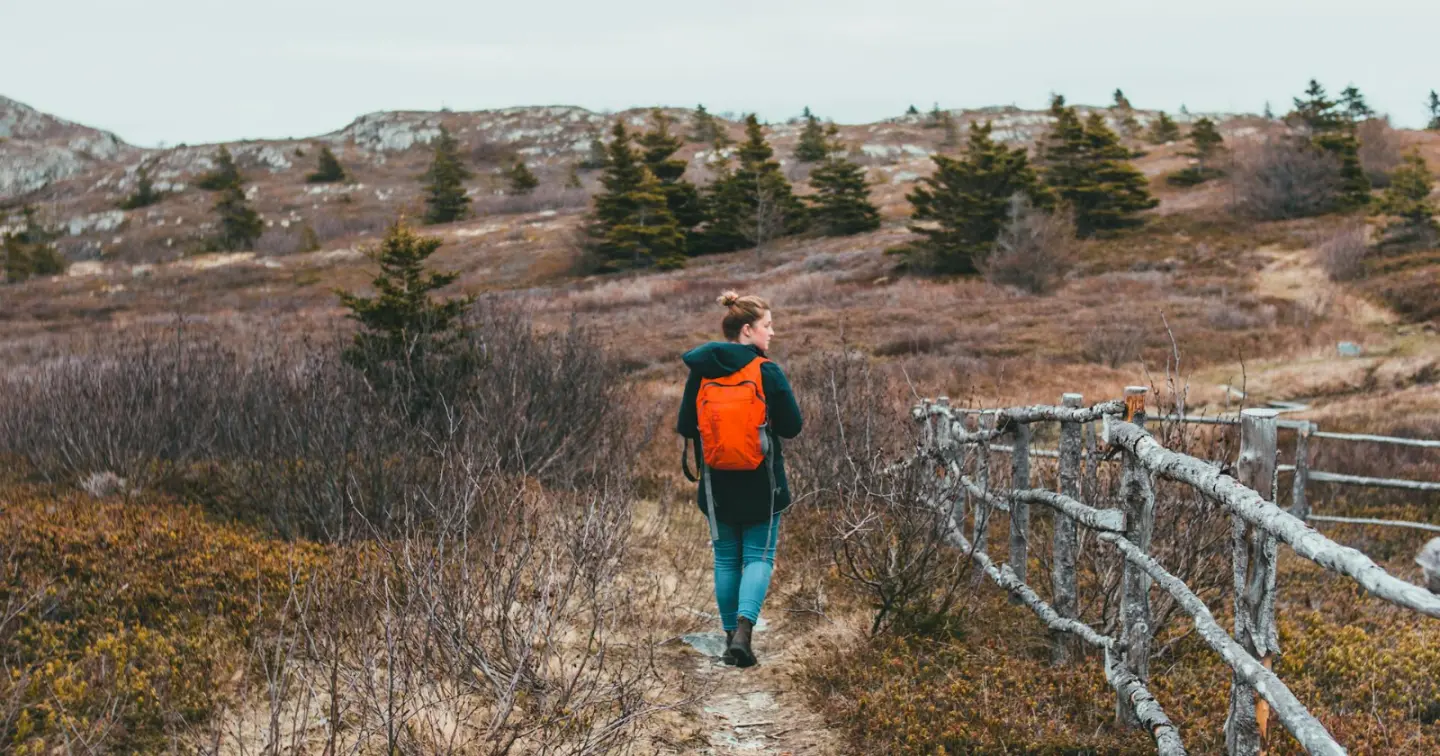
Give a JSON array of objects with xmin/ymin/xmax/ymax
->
[
  {"xmin": 1291, "ymin": 422, "xmax": 1311, "ymax": 521},
  {"xmin": 1052, "ymin": 393, "xmax": 1083, "ymax": 665},
  {"xmin": 1227, "ymin": 408, "xmax": 1281, "ymax": 756},
  {"xmin": 974, "ymin": 414, "xmax": 993, "ymax": 557},
  {"xmin": 1009, "ymin": 419, "xmax": 1032, "ymax": 594},
  {"xmin": 1116, "ymin": 386, "xmax": 1154, "ymax": 729}
]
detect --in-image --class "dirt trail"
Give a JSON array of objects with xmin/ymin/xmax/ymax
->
[{"xmin": 673, "ymin": 616, "xmax": 844, "ymax": 756}]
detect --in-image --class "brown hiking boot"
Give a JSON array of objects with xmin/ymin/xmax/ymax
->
[
  {"xmin": 721, "ymin": 630, "xmax": 736, "ymax": 665},
  {"xmin": 727, "ymin": 617, "xmax": 756, "ymax": 668}
]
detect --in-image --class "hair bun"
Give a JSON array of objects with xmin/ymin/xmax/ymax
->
[{"xmin": 717, "ymin": 290, "xmax": 741, "ymax": 308}]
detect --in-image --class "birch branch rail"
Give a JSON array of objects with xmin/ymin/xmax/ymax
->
[
  {"xmin": 1098, "ymin": 532, "xmax": 1345, "ymax": 756},
  {"xmin": 1308, "ymin": 515, "xmax": 1440, "ymax": 534},
  {"xmin": 1103, "ymin": 417, "xmax": 1440, "ymax": 619}
]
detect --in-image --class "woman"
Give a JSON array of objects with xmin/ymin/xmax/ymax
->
[{"xmin": 676, "ymin": 291, "xmax": 803, "ymax": 668}]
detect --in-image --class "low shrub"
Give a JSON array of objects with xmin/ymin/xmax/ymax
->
[{"xmin": 1232, "ymin": 137, "xmax": 1343, "ymax": 220}]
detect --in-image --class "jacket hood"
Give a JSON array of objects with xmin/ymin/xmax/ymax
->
[{"xmin": 682, "ymin": 342, "xmax": 765, "ymax": 378}]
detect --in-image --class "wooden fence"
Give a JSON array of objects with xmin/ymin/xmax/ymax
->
[{"xmin": 911, "ymin": 388, "xmax": 1440, "ymax": 755}]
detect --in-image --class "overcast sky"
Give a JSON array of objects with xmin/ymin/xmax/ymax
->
[{"xmin": 4, "ymin": 0, "xmax": 1438, "ymax": 147}]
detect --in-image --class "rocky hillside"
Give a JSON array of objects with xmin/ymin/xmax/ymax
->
[{"xmin": 0, "ymin": 95, "xmax": 1262, "ymax": 265}]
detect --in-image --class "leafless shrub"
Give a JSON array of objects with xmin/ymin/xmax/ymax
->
[
  {"xmin": 1357, "ymin": 117, "xmax": 1403, "ymax": 188},
  {"xmin": 1232, "ymin": 137, "xmax": 1343, "ymax": 220},
  {"xmin": 79, "ymin": 470, "xmax": 129, "ymax": 498},
  {"xmin": 469, "ymin": 139, "xmax": 517, "ymax": 167},
  {"xmin": 310, "ymin": 211, "xmax": 391, "ymax": 243},
  {"xmin": 1203, "ymin": 301, "xmax": 1278, "ymax": 331},
  {"xmin": 472, "ymin": 186, "xmax": 590, "ymax": 216},
  {"xmin": 1081, "ymin": 322, "xmax": 1146, "ymax": 368},
  {"xmin": 983, "ymin": 194, "xmax": 1077, "ymax": 295},
  {"xmin": 872, "ymin": 328, "xmax": 956, "ymax": 357},
  {"xmin": 253, "ymin": 225, "xmax": 310, "ymax": 256},
  {"xmin": 1318, "ymin": 221, "xmax": 1370, "ymax": 282}
]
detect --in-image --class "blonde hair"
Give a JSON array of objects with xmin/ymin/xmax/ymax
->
[{"xmin": 717, "ymin": 290, "xmax": 770, "ymax": 341}]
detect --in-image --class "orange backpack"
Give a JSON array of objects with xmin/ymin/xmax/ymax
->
[{"xmin": 697, "ymin": 357, "xmax": 771, "ymax": 471}]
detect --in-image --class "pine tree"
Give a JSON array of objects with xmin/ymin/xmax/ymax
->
[
  {"xmin": 1113, "ymin": 89, "xmax": 1133, "ymax": 110},
  {"xmin": 939, "ymin": 111, "xmax": 960, "ymax": 148},
  {"xmin": 696, "ymin": 115, "xmax": 807, "ymax": 254},
  {"xmin": 337, "ymin": 219, "xmax": 473, "ymax": 411},
  {"xmin": 196, "ymin": 146, "xmax": 242, "ymax": 190},
  {"xmin": 306, "ymin": 145, "xmax": 347, "ymax": 183},
  {"xmin": 421, "ymin": 126, "xmax": 472, "ymax": 224},
  {"xmin": 637, "ymin": 110, "xmax": 705, "ymax": 230},
  {"xmin": 808, "ymin": 155, "xmax": 880, "ymax": 236},
  {"xmin": 794, "ymin": 107, "xmax": 831, "ymax": 162},
  {"xmin": 565, "ymin": 163, "xmax": 584, "ymax": 189},
  {"xmin": 1168, "ymin": 117, "xmax": 1226, "ymax": 186},
  {"xmin": 1263, "ymin": 101, "xmax": 1275, "ymax": 120},
  {"xmin": 1290, "ymin": 79, "xmax": 1343, "ymax": 133},
  {"xmin": 1378, "ymin": 151, "xmax": 1437, "ymax": 236},
  {"xmin": 896, "ymin": 121, "xmax": 1051, "ymax": 274},
  {"xmin": 602, "ymin": 170, "xmax": 687, "ymax": 270},
  {"xmin": 2, "ymin": 206, "xmax": 65, "ymax": 283},
  {"xmin": 1288, "ymin": 80, "xmax": 1370, "ymax": 208},
  {"xmin": 210, "ymin": 184, "xmax": 263, "ymax": 251},
  {"xmin": 1339, "ymin": 84, "xmax": 1373, "ymax": 123},
  {"xmin": 1427, "ymin": 91, "xmax": 1440, "ymax": 131},
  {"xmin": 1039, "ymin": 106, "xmax": 1158, "ymax": 236},
  {"xmin": 504, "ymin": 159, "xmax": 539, "ymax": 195},
  {"xmin": 1147, "ymin": 112, "xmax": 1181, "ymax": 144},
  {"xmin": 119, "ymin": 162, "xmax": 164, "ymax": 209},
  {"xmin": 925, "ymin": 103, "xmax": 946, "ymax": 129},
  {"xmin": 906, "ymin": 104, "xmax": 920, "ymax": 117},
  {"xmin": 689, "ymin": 104, "xmax": 722, "ymax": 144}
]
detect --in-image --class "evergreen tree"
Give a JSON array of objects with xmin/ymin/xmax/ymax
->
[
  {"xmin": 337, "ymin": 219, "xmax": 473, "ymax": 411},
  {"xmin": 504, "ymin": 159, "xmax": 539, "ymax": 195},
  {"xmin": 119, "ymin": 162, "xmax": 165, "ymax": 209},
  {"xmin": 794, "ymin": 107, "xmax": 831, "ymax": 162},
  {"xmin": 601, "ymin": 170, "xmax": 687, "ymax": 270},
  {"xmin": 306, "ymin": 145, "xmax": 347, "ymax": 183},
  {"xmin": 696, "ymin": 115, "xmax": 807, "ymax": 254},
  {"xmin": 906, "ymin": 104, "xmax": 920, "ymax": 117},
  {"xmin": 2, "ymin": 206, "xmax": 66, "ymax": 283},
  {"xmin": 1263, "ymin": 101, "xmax": 1275, "ymax": 120},
  {"xmin": 588, "ymin": 123, "xmax": 646, "ymax": 242},
  {"xmin": 1339, "ymin": 84, "xmax": 1373, "ymax": 123},
  {"xmin": 896, "ymin": 121, "xmax": 1051, "ymax": 274},
  {"xmin": 1378, "ymin": 151, "xmax": 1437, "ymax": 236},
  {"xmin": 1113, "ymin": 89, "xmax": 1133, "ymax": 110},
  {"xmin": 689, "ymin": 104, "xmax": 722, "ymax": 144},
  {"xmin": 1168, "ymin": 117, "xmax": 1226, "ymax": 186},
  {"xmin": 939, "ymin": 111, "xmax": 960, "ymax": 148},
  {"xmin": 637, "ymin": 110, "xmax": 705, "ymax": 231},
  {"xmin": 580, "ymin": 131, "xmax": 609, "ymax": 170},
  {"xmin": 924, "ymin": 103, "xmax": 946, "ymax": 129},
  {"xmin": 808, "ymin": 155, "xmax": 880, "ymax": 236},
  {"xmin": 1039, "ymin": 106, "xmax": 1158, "ymax": 236},
  {"xmin": 210, "ymin": 184, "xmax": 263, "ymax": 251},
  {"xmin": 1147, "ymin": 111, "xmax": 1181, "ymax": 144},
  {"xmin": 1288, "ymin": 80, "xmax": 1370, "ymax": 208},
  {"xmin": 421, "ymin": 126, "xmax": 472, "ymax": 224},
  {"xmin": 565, "ymin": 163, "xmax": 584, "ymax": 189},
  {"xmin": 1427, "ymin": 91, "xmax": 1440, "ymax": 131},
  {"xmin": 196, "ymin": 146, "xmax": 242, "ymax": 190}
]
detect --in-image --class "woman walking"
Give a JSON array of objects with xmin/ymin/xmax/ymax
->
[{"xmin": 677, "ymin": 291, "xmax": 803, "ymax": 667}]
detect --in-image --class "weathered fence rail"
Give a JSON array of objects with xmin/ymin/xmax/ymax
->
[{"xmin": 911, "ymin": 389, "xmax": 1440, "ymax": 755}]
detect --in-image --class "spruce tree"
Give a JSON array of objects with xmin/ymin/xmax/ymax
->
[
  {"xmin": 808, "ymin": 155, "xmax": 880, "ymax": 236},
  {"xmin": 306, "ymin": 145, "xmax": 347, "ymax": 183},
  {"xmin": 1291, "ymin": 79, "xmax": 1343, "ymax": 132},
  {"xmin": 925, "ymin": 103, "xmax": 946, "ymax": 129},
  {"xmin": 602, "ymin": 170, "xmax": 687, "ymax": 270},
  {"xmin": 1427, "ymin": 91, "xmax": 1440, "ymax": 131},
  {"xmin": 196, "ymin": 146, "xmax": 242, "ymax": 190},
  {"xmin": 580, "ymin": 131, "xmax": 609, "ymax": 170},
  {"xmin": 1339, "ymin": 85, "xmax": 1373, "ymax": 123},
  {"xmin": 1264, "ymin": 101, "xmax": 1275, "ymax": 120},
  {"xmin": 565, "ymin": 163, "xmax": 584, "ymax": 189},
  {"xmin": 794, "ymin": 107, "xmax": 831, "ymax": 162},
  {"xmin": 210, "ymin": 184, "xmax": 263, "ymax": 251},
  {"xmin": 906, "ymin": 104, "xmax": 920, "ymax": 117},
  {"xmin": 504, "ymin": 159, "xmax": 539, "ymax": 195},
  {"xmin": 1378, "ymin": 151, "xmax": 1437, "ymax": 237},
  {"xmin": 1039, "ymin": 106, "xmax": 1158, "ymax": 236},
  {"xmin": 337, "ymin": 219, "xmax": 473, "ymax": 411},
  {"xmin": 2, "ymin": 206, "xmax": 65, "ymax": 283},
  {"xmin": 697, "ymin": 115, "xmax": 807, "ymax": 254},
  {"xmin": 939, "ymin": 112, "xmax": 960, "ymax": 148},
  {"xmin": 1147, "ymin": 111, "xmax": 1181, "ymax": 144},
  {"xmin": 689, "ymin": 104, "xmax": 722, "ymax": 144},
  {"xmin": 1113, "ymin": 89, "xmax": 1133, "ymax": 110},
  {"xmin": 119, "ymin": 162, "xmax": 165, "ymax": 209},
  {"xmin": 421, "ymin": 126, "xmax": 472, "ymax": 224},
  {"xmin": 1288, "ymin": 80, "xmax": 1370, "ymax": 208},
  {"xmin": 897, "ymin": 121, "xmax": 1051, "ymax": 274},
  {"xmin": 1168, "ymin": 117, "xmax": 1226, "ymax": 186},
  {"xmin": 637, "ymin": 110, "xmax": 705, "ymax": 230}
]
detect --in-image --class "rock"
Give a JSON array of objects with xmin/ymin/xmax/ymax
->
[
  {"xmin": 1418, "ymin": 538, "xmax": 1440, "ymax": 594},
  {"xmin": 1337, "ymin": 341, "xmax": 1363, "ymax": 357},
  {"xmin": 80, "ymin": 471, "xmax": 128, "ymax": 498},
  {"xmin": 66, "ymin": 210, "xmax": 126, "ymax": 236}
]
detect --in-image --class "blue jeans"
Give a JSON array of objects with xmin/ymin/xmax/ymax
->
[{"xmin": 712, "ymin": 513, "xmax": 782, "ymax": 632}]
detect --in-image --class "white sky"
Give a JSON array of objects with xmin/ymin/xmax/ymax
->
[{"xmin": 4, "ymin": 0, "xmax": 1437, "ymax": 147}]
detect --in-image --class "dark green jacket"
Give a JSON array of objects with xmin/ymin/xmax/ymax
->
[{"xmin": 676, "ymin": 342, "xmax": 803, "ymax": 527}]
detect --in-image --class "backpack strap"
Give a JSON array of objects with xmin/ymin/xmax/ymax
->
[
  {"xmin": 702, "ymin": 460, "xmax": 720, "ymax": 541},
  {"xmin": 682, "ymin": 437, "xmax": 699, "ymax": 483}
]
